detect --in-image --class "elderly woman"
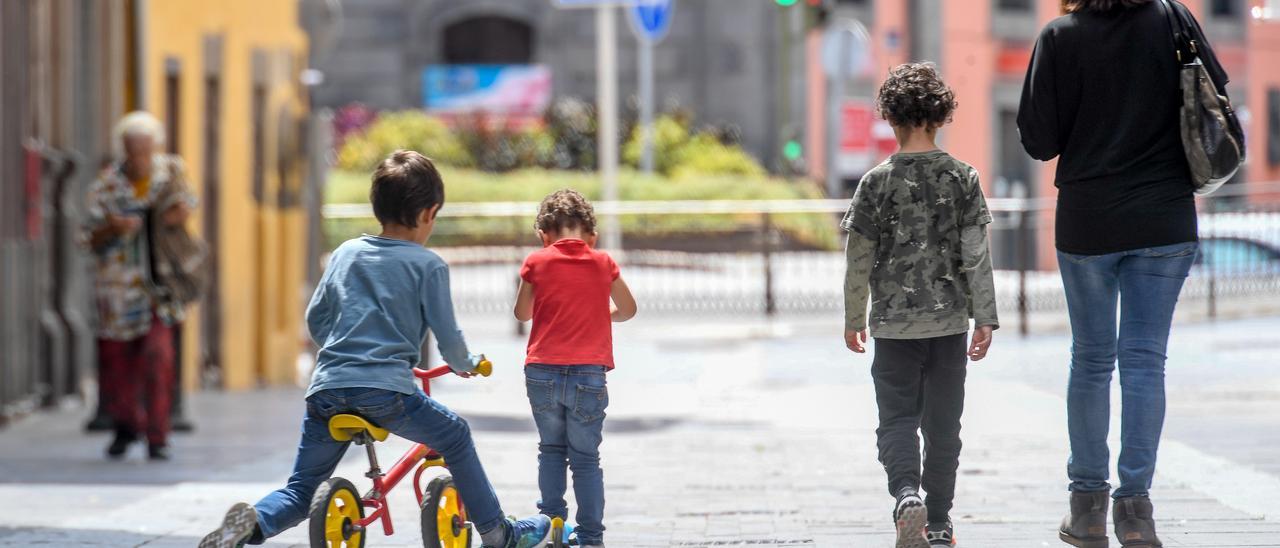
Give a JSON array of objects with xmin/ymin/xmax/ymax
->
[
  {"xmin": 1018, "ymin": 1, "xmax": 1229, "ymax": 546},
  {"xmin": 86, "ymin": 111, "xmax": 196, "ymax": 461}
]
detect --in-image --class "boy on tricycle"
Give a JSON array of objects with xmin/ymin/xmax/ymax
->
[{"xmin": 199, "ymin": 151, "xmax": 552, "ymax": 548}]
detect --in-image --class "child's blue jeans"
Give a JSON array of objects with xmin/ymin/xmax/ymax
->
[
  {"xmin": 250, "ymin": 387, "xmax": 505, "ymax": 542},
  {"xmin": 525, "ymin": 364, "xmax": 609, "ymax": 545}
]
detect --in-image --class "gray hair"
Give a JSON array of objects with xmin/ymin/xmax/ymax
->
[{"xmin": 112, "ymin": 111, "xmax": 166, "ymax": 157}]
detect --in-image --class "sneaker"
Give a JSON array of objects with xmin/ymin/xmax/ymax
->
[
  {"xmin": 198, "ymin": 503, "xmax": 259, "ymax": 548},
  {"xmin": 506, "ymin": 514, "xmax": 553, "ymax": 548},
  {"xmin": 893, "ymin": 488, "xmax": 929, "ymax": 548},
  {"xmin": 926, "ymin": 520, "xmax": 956, "ymax": 546}
]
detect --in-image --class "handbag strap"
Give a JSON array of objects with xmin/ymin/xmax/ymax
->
[{"xmin": 1156, "ymin": 0, "xmax": 1196, "ymax": 63}]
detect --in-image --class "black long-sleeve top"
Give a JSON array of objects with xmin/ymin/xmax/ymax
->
[{"xmin": 1017, "ymin": 1, "xmax": 1229, "ymax": 255}]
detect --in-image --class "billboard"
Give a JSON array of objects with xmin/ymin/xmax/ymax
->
[{"xmin": 422, "ymin": 64, "xmax": 552, "ymax": 116}]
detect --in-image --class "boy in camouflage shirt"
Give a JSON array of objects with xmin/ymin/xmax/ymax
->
[{"xmin": 842, "ymin": 63, "xmax": 998, "ymax": 548}]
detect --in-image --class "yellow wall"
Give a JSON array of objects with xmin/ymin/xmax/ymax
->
[{"xmin": 143, "ymin": 0, "xmax": 309, "ymax": 390}]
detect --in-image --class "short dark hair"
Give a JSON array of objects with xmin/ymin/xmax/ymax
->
[
  {"xmin": 1062, "ymin": 0, "xmax": 1152, "ymax": 13},
  {"xmin": 370, "ymin": 150, "xmax": 444, "ymax": 228},
  {"xmin": 875, "ymin": 62, "xmax": 958, "ymax": 130},
  {"xmin": 535, "ymin": 189, "xmax": 597, "ymax": 235}
]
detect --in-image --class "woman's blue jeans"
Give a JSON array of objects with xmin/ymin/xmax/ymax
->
[{"xmin": 1058, "ymin": 241, "xmax": 1197, "ymax": 498}]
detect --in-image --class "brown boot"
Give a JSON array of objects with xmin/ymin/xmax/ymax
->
[
  {"xmin": 1113, "ymin": 496, "xmax": 1162, "ymax": 547},
  {"xmin": 1059, "ymin": 490, "xmax": 1110, "ymax": 548}
]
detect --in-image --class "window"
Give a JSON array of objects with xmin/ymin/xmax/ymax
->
[
  {"xmin": 1210, "ymin": 0, "xmax": 1239, "ymax": 17},
  {"xmin": 1268, "ymin": 88, "xmax": 1280, "ymax": 167},
  {"xmin": 251, "ymin": 83, "xmax": 266, "ymax": 203},
  {"xmin": 201, "ymin": 35, "xmax": 223, "ymax": 380},
  {"xmin": 993, "ymin": 0, "xmax": 1037, "ymax": 41},
  {"xmin": 443, "ymin": 16, "xmax": 534, "ymax": 64},
  {"xmin": 164, "ymin": 58, "xmax": 180, "ymax": 154},
  {"xmin": 997, "ymin": 0, "xmax": 1033, "ymax": 11}
]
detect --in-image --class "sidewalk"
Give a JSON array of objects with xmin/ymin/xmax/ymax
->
[{"xmin": 2, "ymin": 315, "xmax": 1279, "ymax": 546}]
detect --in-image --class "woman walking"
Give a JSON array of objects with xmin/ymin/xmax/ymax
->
[
  {"xmin": 1017, "ymin": 1, "xmax": 1231, "ymax": 546},
  {"xmin": 86, "ymin": 112, "xmax": 197, "ymax": 461}
]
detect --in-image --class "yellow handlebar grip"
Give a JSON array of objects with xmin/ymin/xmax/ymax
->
[{"xmin": 476, "ymin": 358, "xmax": 493, "ymax": 377}]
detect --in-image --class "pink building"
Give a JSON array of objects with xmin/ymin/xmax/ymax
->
[{"xmin": 811, "ymin": 0, "xmax": 1280, "ymax": 269}]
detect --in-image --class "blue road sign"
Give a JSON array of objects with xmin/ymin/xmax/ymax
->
[{"xmin": 628, "ymin": 0, "xmax": 674, "ymax": 42}]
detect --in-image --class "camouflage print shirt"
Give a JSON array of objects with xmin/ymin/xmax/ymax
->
[{"xmin": 841, "ymin": 150, "xmax": 999, "ymax": 339}]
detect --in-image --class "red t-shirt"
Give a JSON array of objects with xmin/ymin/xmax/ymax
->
[{"xmin": 520, "ymin": 239, "xmax": 620, "ymax": 368}]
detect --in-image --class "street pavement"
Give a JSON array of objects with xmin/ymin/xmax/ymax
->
[{"xmin": 2, "ymin": 312, "xmax": 1279, "ymax": 547}]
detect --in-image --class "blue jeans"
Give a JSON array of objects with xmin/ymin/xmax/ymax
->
[
  {"xmin": 525, "ymin": 365, "xmax": 609, "ymax": 545},
  {"xmin": 251, "ymin": 387, "xmax": 505, "ymax": 541},
  {"xmin": 1058, "ymin": 241, "xmax": 1197, "ymax": 498}
]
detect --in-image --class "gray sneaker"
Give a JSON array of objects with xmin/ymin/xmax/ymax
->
[
  {"xmin": 893, "ymin": 488, "xmax": 929, "ymax": 548},
  {"xmin": 198, "ymin": 503, "xmax": 259, "ymax": 548}
]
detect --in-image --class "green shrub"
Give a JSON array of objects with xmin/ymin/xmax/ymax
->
[
  {"xmin": 670, "ymin": 134, "xmax": 767, "ymax": 180},
  {"xmin": 322, "ymin": 168, "xmax": 837, "ymax": 250},
  {"xmin": 457, "ymin": 120, "xmax": 558, "ymax": 172},
  {"xmin": 336, "ymin": 111, "xmax": 473, "ymax": 171},
  {"xmin": 623, "ymin": 115, "xmax": 767, "ymax": 179},
  {"xmin": 622, "ymin": 115, "xmax": 691, "ymax": 174}
]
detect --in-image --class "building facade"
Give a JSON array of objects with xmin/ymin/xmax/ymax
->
[
  {"xmin": 307, "ymin": 0, "xmax": 802, "ymax": 168},
  {"xmin": 820, "ymin": 0, "xmax": 1280, "ymax": 269},
  {"xmin": 1, "ymin": 0, "xmax": 317, "ymax": 425}
]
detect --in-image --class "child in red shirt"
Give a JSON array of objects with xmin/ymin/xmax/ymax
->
[{"xmin": 513, "ymin": 189, "xmax": 636, "ymax": 548}]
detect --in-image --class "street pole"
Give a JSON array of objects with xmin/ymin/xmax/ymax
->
[
  {"xmin": 597, "ymin": 4, "xmax": 622, "ymax": 251},
  {"xmin": 638, "ymin": 33, "xmax": 654, "ymax": 173},
  {"xmin": 825, "ymin": 30, "xmax": 848, "ymax": 199}
]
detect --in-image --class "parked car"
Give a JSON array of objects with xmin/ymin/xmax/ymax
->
[{"xmin": 1194, "ymin": 236, "xmax": 1280, "ymax": 274}]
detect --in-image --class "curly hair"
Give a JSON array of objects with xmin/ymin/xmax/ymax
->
[
  {"xmin": 535, "ymin": 189, "xmax": 597, "ymax": 235},
  {"xmin": 875, "ymin": 63, "xmax": 957, "ymax": 130}
]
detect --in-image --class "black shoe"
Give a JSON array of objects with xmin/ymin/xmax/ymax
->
[
  {"xmin": 1059, "ymin": 490, "xmax": 1110, "ymax": 548},
  {"xmin": 199, "ymin": 503, "xmax": 260, "ymax": 548},
  {"xmin": 106, "ymin": 427, "xmax": 136, "ymax": 459},
  {"xmin": 1113, "ymin": 496, "xmax": 1162, "ymax": 547},
  {"xmin": 893, "ymin": 487, "xmax": 929, "ymax": 548},
  {"xmin": 926, "ymin": 520, "xmax": 955, "ymax": 546},
  {"xmin": 148, "ymin": 444, "xmax": 170, "ymax": 461}
]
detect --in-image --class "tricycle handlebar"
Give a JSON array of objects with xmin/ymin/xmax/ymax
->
[{"xmin": 412, "ymin": 357, "xmax": 493, "ymax": 380}]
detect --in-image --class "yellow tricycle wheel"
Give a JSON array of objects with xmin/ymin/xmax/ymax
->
[
  {"xmin": 550, "ymin": 517, "xmax": 566, "ymax": 548},
  {"xmin": 421, "ymin": 475, "xmax": 472, "ymax": 548},
  {"xmin": 307, "ymin": 477, "xmax": 366, "ymax": 547}
]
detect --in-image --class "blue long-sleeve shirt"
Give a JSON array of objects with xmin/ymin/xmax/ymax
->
[{"xmin": 305, "ymin": 235, "xmax": 478, "ymax": 397}]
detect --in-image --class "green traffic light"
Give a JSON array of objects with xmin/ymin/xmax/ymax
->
[
  {"xmin": 783, "ymin": 140, "xmax": 803, "ymax": 160},
  {"xmin": 776, "ymin": 0, "xmax": 800, "ymax": 5}
]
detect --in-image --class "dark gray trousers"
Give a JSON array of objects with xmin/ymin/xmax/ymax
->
[{"xmin": 871, "ymin": 333, "xmax": 967, "ymax": 522}]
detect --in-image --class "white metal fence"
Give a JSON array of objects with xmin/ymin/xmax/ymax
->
[{"xmin": 323, "ymin": 182, "xmax": 1280, "ymax": 333}]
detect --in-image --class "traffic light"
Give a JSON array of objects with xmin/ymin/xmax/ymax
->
[
  {"xmin": 783, "ymin": 140, "xmax": 803, "ymax": 162},
  {"xmin": 775, "ymin": 0, "xmax": 800, "ymax": 5}
]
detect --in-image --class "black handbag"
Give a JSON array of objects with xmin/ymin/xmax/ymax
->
[{"xmin": 1157, "ymin": 0, "xmax": 1246, "ymax": 196}]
